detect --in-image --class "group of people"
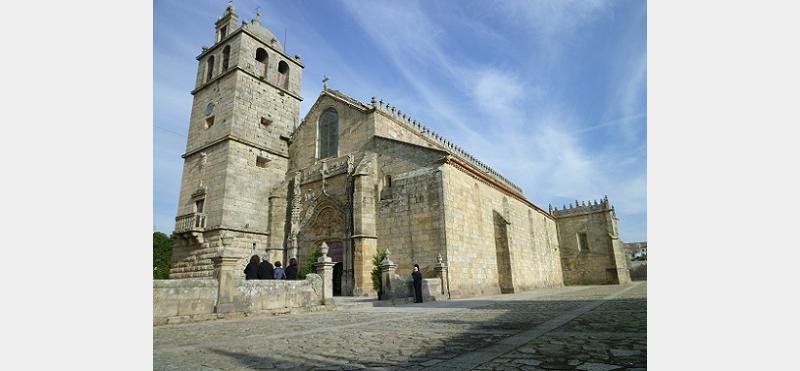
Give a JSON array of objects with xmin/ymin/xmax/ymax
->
[
  {"xmin": 245, "ymin": 255, "xmax": 425, "ymax": 304},
  {"xmin": 243, "ymin": 255, "xmax": 299, "ymax": 280}
]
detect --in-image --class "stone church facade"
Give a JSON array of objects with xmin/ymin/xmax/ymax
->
[{"xmin": 168, "ymin": 5, "xmax": 630, "ymax": 299}]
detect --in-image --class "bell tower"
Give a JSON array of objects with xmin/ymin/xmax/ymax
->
[{"xmin": 170, "ymin": 4, "xmax": 304, "ymax": 279}]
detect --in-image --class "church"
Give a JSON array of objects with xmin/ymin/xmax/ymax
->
[{"xmin": 168, "ymin": 4, "xmax": 631, "ymax": 300}]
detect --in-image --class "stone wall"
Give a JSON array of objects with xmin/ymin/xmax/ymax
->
[
  {"xmin": 376, "ymin": 166, "xmax": 446, "ymax": 279},
  {"xmin": 382, "ymin": 275, "xmax": 446, "ymax": 304},
  {"xmin": 153, "ymin": 278, "xmax": 218, "ymax": 325},
  {"xmin": 629, "ymin": 261, "xmax": 647, "ymax": 281},
  {"xmin": 441, "ymin": 164, "xmax": 564, "ymax": 298},
  {"xmin": 153, "ymin": 274, "xmax": 325, "ymax": 325},
  {"xmin": 229, "ymin": 274, "xmax": 323, "ymax": 313}
]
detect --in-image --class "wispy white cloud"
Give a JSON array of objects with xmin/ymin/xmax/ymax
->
[
  {"xmin": 471, "ymin": 68, "xmax": 528, "ymax": 119},
  {"xmin": 616, "ymin": 52, "xmax": 647, "ymax": 141},
  {"xmin": 493, "ymin": 0, "xmax": 613, "ymax": 38}
]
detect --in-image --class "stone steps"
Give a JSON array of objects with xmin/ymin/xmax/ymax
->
[{"xmin": 331, "ymin": 296, "xmax": 381, "ymax": 309}]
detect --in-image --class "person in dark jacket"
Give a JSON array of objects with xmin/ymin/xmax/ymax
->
[
  {"xmin": 411, "ymin": 264, "xmax": 423, "ymax": 303},
  {"xmin": 256, "ymin": 257, "xmax": 274, "ymax": 280},
  {"xmin": 285, "ymin": 258, "xmax": 299, "ymax": 280},
  {"xmin": 244, "ymin": 255, "xmax": 260, "ymax": 280}
]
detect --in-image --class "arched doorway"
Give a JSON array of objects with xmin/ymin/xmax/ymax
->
[{"xmin": 297, "ymin": 204, "xmax": 349, "ymax": 296}]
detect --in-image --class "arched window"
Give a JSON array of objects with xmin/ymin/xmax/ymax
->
[
  {"xmin": 255, "ymin": 48, "xmax": 268, "ymax": 78},
  {"xmin": 318, "ymin": 108, "xmax": 338, "ymax": 159},
  {"xmin": 222, "ymin": 45, "xmax": 230, "ymax": 70},
  {"xmin": 277, "ymin": 61, "xmax": 289, "ymax": 89},
  {"xmin": 206, "ymin": 56, "xmax": 215, "ymax": 82}
]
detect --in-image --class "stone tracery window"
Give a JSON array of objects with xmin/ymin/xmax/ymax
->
[{"xmin": 318, "ymin": 108, "xmax": 338, "ymax": 159}]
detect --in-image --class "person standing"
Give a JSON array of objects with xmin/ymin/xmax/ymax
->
[
  {"xmin": 273, "ymin": 261, "xmax": 286, "ymax": 279},
  {"xmin": 244, "ymin": 255, "xmax": 260, "ymax": 280},
  {"xmin": 285, "ymin": 258, "xmax": 299, "ymax": 280},
  {"xmin": 256, "ymin": 256, "xmax": 274, "ymax": 280},
  {"xmin": 411, "ymin": 264, "xmax": 423, "ymax": 303}
]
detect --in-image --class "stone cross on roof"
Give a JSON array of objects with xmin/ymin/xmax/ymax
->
[{"xmin": 322, "ymin": 75, "xmax": 329, "ymax": 90}]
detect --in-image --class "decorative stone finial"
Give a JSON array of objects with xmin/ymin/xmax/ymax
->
[
  {"xmin": 320, "ymin": 241, "xmax": 329, "ymax": 256},
  {"xmin": 322, "ymin": 75, "xmax": 329, "ymax": 91},
  {"xmin": 380, "ymin": 248, "xmax": 394, "ymax": 266},
  {"xmin": 370, "ymin": 96, "xmax": 377, "ymax": 107}
]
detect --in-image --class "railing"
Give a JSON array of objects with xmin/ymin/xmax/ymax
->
[{"xmin": 175, "ymin": 213, "xmax": 206, "ymax": 233}]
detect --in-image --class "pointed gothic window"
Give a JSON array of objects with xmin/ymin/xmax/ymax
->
[
  {"xmin": 222, "ymin": 45, "xmax": 230, "ymax": 70},
  {"xmin": 318, "ymin": 108, "xmax": 338, "ymax": 159},
  {"xmin": 255, "ymin": 48, "xmax": 268, "ymax": 78},
  {"xmin": 277, "ymin": 61, "xmax": 289, "ymax": 89},
  {"xmin": 206, "ymin": 55, "xmax": 215, "ymax": 82}
]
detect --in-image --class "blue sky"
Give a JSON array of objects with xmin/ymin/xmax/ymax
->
[{"xmin": 154, "ymin": 0, "xmax": 647, "ymax": 241}]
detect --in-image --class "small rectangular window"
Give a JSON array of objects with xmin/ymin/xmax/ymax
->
[
  {"xmin": 577, "ymin": 232, "xmax": 589, "ymax": 253},
  {"xmin": 195, "ymin": 199, "xmax": 205, "ymax": 213},
  {"xmin": 256, "ymin": 156, "xmax": 270, "ymax": 168},
  {"xmin": 220, "ymin": 26, "xmax": 227, "ymax": 39},
  {"xmin": 205, "ymin": 116, "xmax": 215, "ymax": 129},
  {"xmin": 260, "ymin": 117, "xmax": 272, "ymax": 128}
]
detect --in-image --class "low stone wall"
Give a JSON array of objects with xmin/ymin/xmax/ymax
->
[
  {"xmin": 153, "ymin": 278, "xmax": 218, "ymax": 324},
  {"xmin": 153, "ymin": 274, "xmax": 326, "ymax": 325},
  {"xmin": 383, "ymin": 276, "xmax": 447, "ymax": 304},
  {"xmin": 629, "ymin": 261, "xmax": 647, "ymax": 281},
  {"xmin": 230, "ymin": 274, "xmax": 323, "ymax": 313}
]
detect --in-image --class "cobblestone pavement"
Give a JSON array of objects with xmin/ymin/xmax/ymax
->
[{"xmin": 154, "ymin": 281, "xmax": 646, "ymax": 370}]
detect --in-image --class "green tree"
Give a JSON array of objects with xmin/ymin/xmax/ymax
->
[
  {"xmin": 153, "ymin": 232, "xmax": 173, "ymax": 279},
  {"xmin": 371, "ymin": 249, "xmax": 387, "ymax": 299},
  {"xmin": 297, "ymin": 247, "xmax": 323, "ymax": 280}
]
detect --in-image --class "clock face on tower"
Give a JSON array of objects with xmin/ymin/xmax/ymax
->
[{"xmin": 205, "ymin": 102, "xmax": 215, "ymax": 116}]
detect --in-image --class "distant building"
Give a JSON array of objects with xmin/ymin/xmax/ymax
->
[{"xmin": 624, "ymin": 241, "xmax": 647, "ymax": 261}]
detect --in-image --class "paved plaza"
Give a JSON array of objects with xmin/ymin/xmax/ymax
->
[{"xmin": 154, "ymin": 281, "xmax": 646, "ymax": 370}]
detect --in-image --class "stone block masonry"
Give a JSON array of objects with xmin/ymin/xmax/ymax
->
[{"xmin": 153, "ymin": 275, "xmax": 327, "ymax": 326}]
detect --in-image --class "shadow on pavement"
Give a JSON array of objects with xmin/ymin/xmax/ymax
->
[{"xmin": 154, "ymin": 284, "xmax": 647, "ymax": 370}]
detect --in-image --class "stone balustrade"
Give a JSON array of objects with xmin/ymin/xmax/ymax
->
[{"xmin": 175, "ymin": 212, "xmax": 206, "ymax": 233}]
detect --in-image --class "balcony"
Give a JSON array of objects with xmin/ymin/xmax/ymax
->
[{"xmin": 175, "ymin": 213, "xmax": 206, "ymax": 233}]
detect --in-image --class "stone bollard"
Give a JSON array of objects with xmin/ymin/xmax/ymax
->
[
  {"xmin": 313, "ymin": 242, "xmax": 336, "ymax": 305},
  {"xmin": 433, "ymin": 253, "xmax": 450, "ymax": 299},
  {"xmin": 379, "ymin": 248, "xmax": 397, "ymax": 300}
]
